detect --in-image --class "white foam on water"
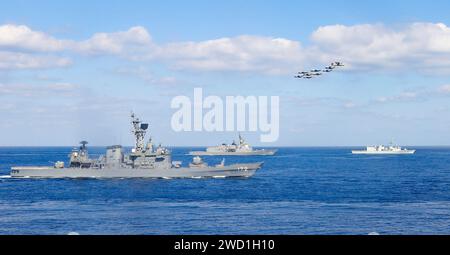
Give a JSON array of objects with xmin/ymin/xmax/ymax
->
[
  {"xmin": 368, "ymin": 232, "xmax": 380, "ymax": 235},
  {"xmin": 213, "ymin": 176, "xmax": 226, "ymax": 178},
  {"xmin": 0, "ymin": 175, "xmax": 11, "ymax": 178},
  {"xmin": 67, "ymin": 232, "xmax": 80, "ymax": 235}
]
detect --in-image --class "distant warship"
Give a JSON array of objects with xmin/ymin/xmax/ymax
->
[
  {"xmin": 189, "ymin": 134, "xmax": 277, "ymax": 156},
  {"xmin": 10, "ymin": 114, "xmax": 263, "ymax": 178},
  {"xmin": 352, "ymin": 143, "xmax": 415, "ymax": 155}
]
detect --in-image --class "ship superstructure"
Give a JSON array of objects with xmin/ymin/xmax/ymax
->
[
  {"xmin": 10, "ymin": 114, "xmax": 263, "ymax": 178},
  {"xmin": 352, "ymin": 143, "xmax": 415, "ymax": 155},
  {"xmin": 189, "ymin": 134, "xmax": 277, "ymax": 156}
]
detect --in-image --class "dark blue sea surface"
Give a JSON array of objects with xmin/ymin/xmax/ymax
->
[{"xmin": 1, "ymin": 147, "xmax": 450, "ymax": 235}]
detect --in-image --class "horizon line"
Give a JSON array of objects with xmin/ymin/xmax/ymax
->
[{"xmin": 1, "ymin": 145, "xmax": 450, "ymax": 148}]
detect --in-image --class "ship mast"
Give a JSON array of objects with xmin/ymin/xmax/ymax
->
[
  {"xmin": 131, "ymin": 112, "xmax": 149, "ymax": 153},
  {"xmin": 239, "ymin": 133, "xmax": 245, "ymax": 145}
]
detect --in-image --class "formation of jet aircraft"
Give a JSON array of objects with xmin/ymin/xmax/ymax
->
[{"xmin": 295, "ymin": 62, "xmax": 344, "ymax": 79}]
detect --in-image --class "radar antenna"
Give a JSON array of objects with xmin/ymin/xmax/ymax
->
[{"xmin": 80, "ymin": 141, "xmax": 88, "ymax": 150}]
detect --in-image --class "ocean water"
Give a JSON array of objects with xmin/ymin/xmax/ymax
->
[{"xmin": 1, "ymin": 147, "xmax": 450, "ymax": 235}]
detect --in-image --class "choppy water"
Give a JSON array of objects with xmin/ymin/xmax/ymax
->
[{"xmin": 1, "ymin": 147, "xmax": 450, "ymax": 235}]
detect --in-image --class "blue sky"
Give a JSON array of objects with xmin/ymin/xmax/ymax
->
[{"xmin": 1, "ymin": 0, "xmax": 450, "ymax": 146}]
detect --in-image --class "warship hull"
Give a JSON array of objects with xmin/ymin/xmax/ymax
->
[
  {"xmin": 10, "ymin": 163, "xmax": 263, "ymax": 179},
  {"xmin": 351, "ymin": 150, "xmax": 416, "ymax": 155},
  {"xmin": 189, "ymin": 150, "xmax": 277, "ymax": 156}
]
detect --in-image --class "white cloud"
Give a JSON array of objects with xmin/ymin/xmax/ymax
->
[
  {"xmin": 0, "ymin": 51, "xmax": 72, "ymax": 70},
  {"xmin": 0, "ymin": 24, "xmax": 154, "ymax": 55},
  {"xmin": 108, "ymin": 22, "xmax": 450, "ymax": 74},
  {"xmin": 0, "ymin": 24, "xmax": 306, "ymax": 73},
  {"xmin": 310, "ymin": 22, "xmax": 450, "ymax": 71},
  {"xmin": 0, "ymin": 25, "xmax": 155, "ymax": 70},
  {"xmin": 3, "ymin": 22, "xmax": 450, "ymax": 74},
  {"xmin": 438, "ymin": 84, "xmax": 450, "ymax": 93},
  {"xmin": 160, "ymin": 35, "xmax": 304, "ymax": 73},
  {"xmin": 0, "ymin": 82, "xmax": 78, "ymax": 97},
  {"xmin": 376, "ymin": 91, "xmax": 418, "ymax": 103},
  {"xmin": 374, "ymin": 84, "xmax": 450, "ymax": 105},
  {"xmin": 76, "ymin": 26, "xmax": 154, "ymax": 57},
  {"xmin": 115, "ymin": 66, "xmax": 178, "ymax": 85},
  {"xmin": 343, "ymin": 102, "xmax": 357, "ymax": 109},
  {"xmin": 0, "ymin": 24, "xmax": 69, "ymax": 52},
  {"xmin": 289, "ymin": 96, "xmax": 358, "ymax": 109},
  {"xmin": 0, "ymin": 24, "xmax": 72, "ymax": 70}
]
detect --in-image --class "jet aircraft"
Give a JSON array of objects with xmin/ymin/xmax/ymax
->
[{"xmin": 295, "ymin": 61, "xmax": 344, "ymax": 79}]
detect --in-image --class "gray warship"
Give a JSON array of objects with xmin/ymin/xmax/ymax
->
[
  {"xmin": 189, "ymin": 134, "xmax": 277, "ymax": 156},
  {"xmin": 10, "ymin": 113, "xmax": 263, "ymax": 179}
]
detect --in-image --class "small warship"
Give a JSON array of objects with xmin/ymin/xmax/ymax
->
[
  {"xmin": 10, "ymin": 114, "xmax": 263, "ymax": 178},
  {"xmin": 352, "ymin": 143, "xmax": 415, "ymax": 155},
  {"xmin": 189, "ymin": 134, "xmax": 277, "ymax": 156}
]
